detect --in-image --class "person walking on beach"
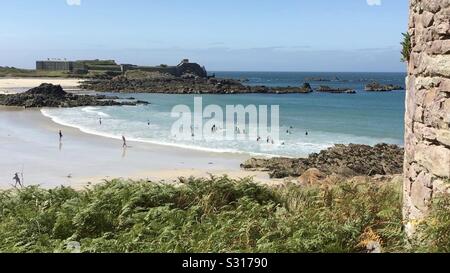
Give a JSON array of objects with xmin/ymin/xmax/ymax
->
[
  {"xmin": 122, "ymin": 135, "xmax": 127, "ymax": 148},
  {"xmin": 59, "ymin": 130, "xmax": 63, "ymax": 142},
  {"xmin": 13, "ymin": 173, "xmax": 22, "ymax": 188}
]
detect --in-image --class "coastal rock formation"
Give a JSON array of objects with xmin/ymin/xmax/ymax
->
[
  {"xmin": 304, "ymin": 76, "xmax": 342, "ymax": 82},
  {"xmin": 0, "ymin": 83, "xmax": 149, "ymax": 108},
  {"xmin": 241, "ymin": 143, "xmax": 404, "ymax": 179},
  {"xmin": 316, "ymin": 85, "xmax": 356, "ymax": 94},
  {"xmin": 404, "ymin": 0, "xmax": 450, "ymax": 233},
  {"xmin": 80, "ymin": 71, "xmax": 314, "ymax": 94},
  {"xmin": 365, "ymin": 82, "xmax": 404, "ymax": 92}
]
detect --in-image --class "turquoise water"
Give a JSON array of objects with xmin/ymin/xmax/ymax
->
[{"xmin": 42, "ymin": 72, "xmax": 406, "ymax": 157}]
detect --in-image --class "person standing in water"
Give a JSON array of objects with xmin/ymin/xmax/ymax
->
[
  {"xmin": 59, "ymin": 130, "xmax": 63, "ymax": 142},
  {"xmin": 99, "ymin": 117, "xmax": 102, "ymax": 125},
  {"xmin": 122, "ymin": 135, "xmax": 127, "ymax": 148}
]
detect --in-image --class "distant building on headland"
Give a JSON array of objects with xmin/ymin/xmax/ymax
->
[
  {"xmin": 36, "ymin": 59, "xmax": 73, "ymax": 71},
  {"xmin": 36, "ymin": 58, "xmax": 207, "ymax": 78}
]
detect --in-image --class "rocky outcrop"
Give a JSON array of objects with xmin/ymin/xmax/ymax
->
[
  {"xmin": 404, "ymin": 0, "xmax": 450, "ymax": 233},
  {"xmin": 0, "ymin": 83, "xmax": 149, "ymax": 108},
  {"xmin": 241, "ymin": 143, "xmax": 404, "ymax": 179},
  {"xmin": 365, "ymin": 82, "xmax": 404, "ymax": 92},
  {"xmin": 316, "ymin": 85, "xmax": 356, "ymax": 94},
  {"xmin": 304, "ymin": 76, "xmax": 342, "ymax": 82},
  {"xmin": 80, "ymin": 71, "xmax": 314, "ymax": 94}
]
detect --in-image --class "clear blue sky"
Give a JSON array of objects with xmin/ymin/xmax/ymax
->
[{"xmin": 0, "ymin": 0, "xmax": 409, "ymax": 72}]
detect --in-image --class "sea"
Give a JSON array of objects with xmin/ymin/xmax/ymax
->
[{"xmin": 41, "ymin": 72, "xmax": 406, "ymax": 157}]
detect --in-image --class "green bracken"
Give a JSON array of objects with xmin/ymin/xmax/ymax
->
[{"xmin": 0, "ymin": 176, "xmax": 447, "ymax": 253}]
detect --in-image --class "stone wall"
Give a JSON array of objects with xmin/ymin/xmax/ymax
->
[{"xmin": 404, "ymin": 0, "xmax": 450, "ymax": 234}]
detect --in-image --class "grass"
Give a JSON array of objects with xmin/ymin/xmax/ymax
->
[
  {"xmin": 0, "ymin": 176, "xmax": 447, "ymax": 253},
  {"xmin": 0, "ymin": 66, "xmax": 73, "ymax": 78},
  {"xmin": 401, "ymin": 32, "xmax": 412, "ymax": 63}
]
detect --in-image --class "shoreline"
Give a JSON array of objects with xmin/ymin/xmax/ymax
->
[
  {"xmin": 40, "ymin": 108, "xmax": 287, "ymax": 159},
  {"xmin": 0, "ymin": 77, "xmax": 84, "ymax": 94},
  {"xmin": 0, "ymin": 106, "xmax": 274, "ymax": 190}
]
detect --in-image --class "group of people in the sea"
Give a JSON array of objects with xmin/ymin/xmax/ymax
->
[{"xmin": 54, "ymin": 117, "xmax": 310, "ymax": 160}]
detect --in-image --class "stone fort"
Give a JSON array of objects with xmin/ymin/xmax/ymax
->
[{"xmin": 404, "ymin": 0, "xmax": 450, "ymax": 234}]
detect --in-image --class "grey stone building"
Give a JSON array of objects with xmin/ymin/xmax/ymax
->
[{"xmin": 36, "ymin": 60, "xmax": 74, "ymax": 71}]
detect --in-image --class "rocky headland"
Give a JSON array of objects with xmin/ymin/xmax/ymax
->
[
  {"xmin": 241, "ymin": 143, "xmax": 404, "ymax": 182},
  {"xmin": 365, "ymin": 82, "xmax": 404, "ymax": 92},
  {"xmin": 80, "ymin": 71, "xmax": 314, "ymax": 94},
  {"xmin": 0, "ymin": 83, "xmax": 149, "ymax": 108}
]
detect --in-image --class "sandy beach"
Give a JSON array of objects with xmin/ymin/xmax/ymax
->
[
  {"xmin": 0, "ymin": 78, "xmax": 83, "ymax": 94},
  {"xmin": 0, "ymin": 106, "xmax": 272, "ymax": 189}
]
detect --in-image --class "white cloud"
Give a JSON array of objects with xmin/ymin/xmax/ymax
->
[
  {"xmin": 66, "ymin": 0, "xmax": 81, "ymax": 6},
  {"xmin": 367, "ymin": 0, "xmax": 382, "ymax": 6}
]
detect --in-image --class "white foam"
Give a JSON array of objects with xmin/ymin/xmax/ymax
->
[
  {"xmin": 40, "ymin": 108, "xmax": 279, "ymax": 158},
  {"xmin": 41, "ymin": 107, "xmax": 402, "ymax": 159},
  {"xmin": 81, "ymin": 106, "xmax": 111, "ymax": 117}
]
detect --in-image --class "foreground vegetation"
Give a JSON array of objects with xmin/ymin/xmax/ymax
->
[{"xmin": 0, "ymin": 176, "xmax": 448, "ymax": 253}]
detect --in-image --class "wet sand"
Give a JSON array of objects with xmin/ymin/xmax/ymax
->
[{"xmin": 0, "ymin": 107, "xmax": 272, "ymax": 189}]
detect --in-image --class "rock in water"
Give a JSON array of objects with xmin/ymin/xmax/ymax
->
[{"xmin": 365, "ymin": 82, "xmax": 404, "ymax": 92}]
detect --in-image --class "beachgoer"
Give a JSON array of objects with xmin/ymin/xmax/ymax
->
[
  {"xmin": 99, "ymin": 117, "xmax": 102, "ymax": 125},
  {"xmin": 306, "ymin": 131, "xmax": 309, "ymax": 136},
  {"xmin": 13, "ymin": 173, "xmax": 21, "ymax": 187},
  {"xmin": 59, "ymin": 130, "xmax": 63, "ymax": 141},
  {"xmin": 122, "ymin": 135, "xmax": 127, "ymax": 148}
]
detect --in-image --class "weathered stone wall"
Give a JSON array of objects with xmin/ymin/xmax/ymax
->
[{"xmin": 404, "ymin": 0, "xmax": 450, "ymax": 233}]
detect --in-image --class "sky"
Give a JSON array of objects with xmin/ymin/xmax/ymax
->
[{"xmin": 0, "ymin": 0, "xmax": 409, "ymax": 72}]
